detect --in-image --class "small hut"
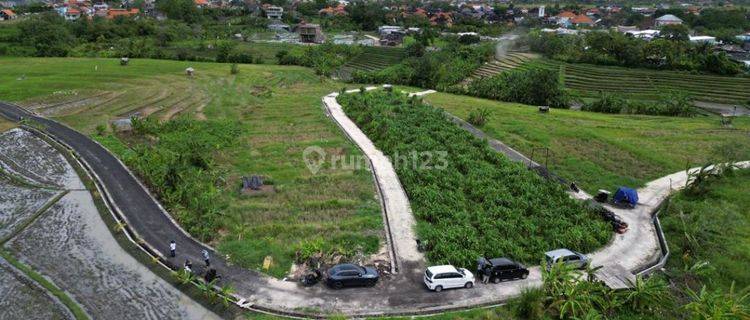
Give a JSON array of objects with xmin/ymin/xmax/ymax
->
[{"xmin": 185, "ymin": 67, "xmax": 195, "ymax": 77}]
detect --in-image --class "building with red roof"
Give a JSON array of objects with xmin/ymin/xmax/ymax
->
[
  {"xmin": 107, "ymin": 8, "xmax": 139, "ymax": 19},
  {"xmin": 0, "ymin": 9, "xmax": 16, "ymax": 20},
  {"xmin": 571, "ymin": 14, "xmax": 594, "ymax": 26}
]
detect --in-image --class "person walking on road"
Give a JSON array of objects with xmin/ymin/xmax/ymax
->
[
  {"xmin": 169, "ymin": 240, "xmax": 176, "ymax": 258},
  {"xmin": 202, "ymin": 249, "xmax": 210, "ymax": 267},
  {"xmin": 184, "ymin": 259, "xmax": 193, "ymax": 273}
]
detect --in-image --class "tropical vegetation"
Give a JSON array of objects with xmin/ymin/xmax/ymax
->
[
  {"xmin": 528, "ymin": 29, "xmax": 746, "ymax": 75},
  {"xmin": 351, "ymin": 37, "xmax": 495, "ymax": 91},
  {"xmin": 582, "ymin": 91, "xmax": 698, "ymax": 117},
  {"xmin": 339, "ymin": 90, "xmax": 611, "ymax": 267},
  {"xmin": 461, "ymin": 68, "xmax": 569, "ymax": 108}
]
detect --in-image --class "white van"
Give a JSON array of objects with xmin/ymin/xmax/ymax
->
[{"xmin": 423, "ymin": 265, "xmax": 475, "ymax": 292}]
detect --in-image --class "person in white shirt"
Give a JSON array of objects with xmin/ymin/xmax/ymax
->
[{"xmin": 169, "ymin": 240, "xmax": 176, "ymax": 257}]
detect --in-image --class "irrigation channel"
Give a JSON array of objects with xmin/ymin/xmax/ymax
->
[{"xmin": 2, "ymin": 96, "xmax": 739, "ymax": 318}]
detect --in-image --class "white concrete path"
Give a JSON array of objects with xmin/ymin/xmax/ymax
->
[
  {"xmin": 324, "ymin": 88, "xmax": 425, "ymax": 271},
  {"xmin": 590, "ymin": 161, "xmax": 750, "ymax": 288}
]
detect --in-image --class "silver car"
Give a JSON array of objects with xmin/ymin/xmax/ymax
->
[{"xmin": 545, "ymin": 248, "xmax": 589, "ymax": 269}]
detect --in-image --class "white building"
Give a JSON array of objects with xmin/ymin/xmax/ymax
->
[
  {"xmin": 689, "ymin": 36, "xmax": 716, "ymax": 45},
  {"xmin": 626, "ymin": 29, "xmax": 660, "ymax": 40},
  {"xmin": 655, "ymin": 14, "xmax": 683, "ymax": 27},
  {"xmin": 265, "ymin": 5, "xmax": 283, "ymax": 19}
]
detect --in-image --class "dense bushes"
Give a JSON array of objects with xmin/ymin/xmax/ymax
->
[
  {"xmin": 339, "ymin": 91, "xmax": 610, "ymax": 267},
  {"xmin": 463, "ymin": 68, "xmax": 569, "ymax": 108},
  {"xmin": 529, "ymin": 30, "xmax": 746, "ymax": 75},
  {"xmin": 583, "ymin": 91, "xmax": 697, "ymax": 117},
  {"xmin": 100, "ymin": 117, "xmax": 242, "ymax": 241},
  {"xmin": 276, "ymin": 43, "xmax": 362, "ymax": 76},
  {"xmin": 351, "ymin": 40, "xmax": 494, "ymax": 91}
]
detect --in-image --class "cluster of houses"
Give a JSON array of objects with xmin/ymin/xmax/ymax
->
[{"xmin": 43, "ymin": 0, "xmax": 143, "ymax": 20}]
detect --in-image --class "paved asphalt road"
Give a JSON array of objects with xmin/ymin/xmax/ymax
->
[{"xmin": 0, "ymin": 102, "xmax": 543, "ymax": 317}]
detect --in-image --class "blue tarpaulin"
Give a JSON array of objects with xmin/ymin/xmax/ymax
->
[{"xmin": 613, "ymin": 187, "xmax": 638, "ymax": 207}]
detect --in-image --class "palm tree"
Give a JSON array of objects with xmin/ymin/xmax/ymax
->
[
  {"xmin": 174, "ymin": 269, "xmax": 195, "ymax": 286},
  {"xmin": 683, "ymin": 283, "xmax": 750, "ymax": 320},
  {"xmin": 619, "ymin": 276, "xmax": 670, "ymax": 313},
  {"xmin": 219, "ymin": 284, "xmax": 236, "ymax": 307}
]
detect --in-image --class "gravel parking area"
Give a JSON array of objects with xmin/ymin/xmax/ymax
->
[{"xmin": 0, "ymin": 258, "xmax": 72, "ymax": 320}]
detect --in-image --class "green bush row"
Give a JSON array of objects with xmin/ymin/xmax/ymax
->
[
  {"xmin": 339, "ymin": 91, "xmax": 611, "ymax": 267},
  {"xmin": 582, "ymin": 91, "xmax": 698, "ymax": 117}
]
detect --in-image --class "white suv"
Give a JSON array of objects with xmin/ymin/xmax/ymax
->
[{"xmin": 423, "ymin": 265, "xmax": 475, "ymax": 292}]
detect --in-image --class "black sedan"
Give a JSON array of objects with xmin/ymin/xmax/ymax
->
[
  {"xmin": 482, "ymin": 257, "xmax": 529, "ymax": 283},
  {"xmin": 325, "ymin": 264, "xmax": 379, "ymax": 289}
]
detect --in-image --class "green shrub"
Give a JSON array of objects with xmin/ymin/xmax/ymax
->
[
  {"xmin": 116, "ymin": 117, "xmax": 243, "ymax": 241},
  {"xmin": 339, "ymin": 91, "xmax": 610, "ymax": 267},
  {"xmin": 467, "ymin": 107, "xmax": 491, "ymax": 127},
  {"xmin": 467, "ymin": 68, "xmax": 570, "ymax": 108},
  {"xmin": 583, "ymin": 91, "xmax": 697, "ymax": 117},
  {"xmin": 230, "ymin": 63, "xmax": 239, "ymax": 75}
]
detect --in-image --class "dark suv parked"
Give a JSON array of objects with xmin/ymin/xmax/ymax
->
[
  {"xmin": 479, "ymin": 257, "xmax": 529, "ymax": 283},
  {"xmin": 326, "ymin": 264, "xmax": 379, "ymax": 289}
]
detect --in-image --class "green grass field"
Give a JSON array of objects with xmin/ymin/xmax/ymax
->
[
  {"xmin": 423, "ymin": 92, "xmax": 750, "ymax": 193},
  {"xmin": 519, "ymin": 58, "xmax": 750, "ymax": 105},
  {"xmin": 0, "ymin": 57, "xmax": 382, "ymax": 277}
]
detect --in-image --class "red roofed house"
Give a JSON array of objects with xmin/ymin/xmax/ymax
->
[
  {"xmin": 65, "ymin": 8, "xmax": 81, "ymax": 20},
  {"xmin": 430, "ymin": 12, "xmax": 452, "ymax": 27},
  {"xmin": 0, "ymin": 9, "xmax": 16, "ymax": 20},
  {"xmin": 195, "ymin": 0, "xmax": 208, "ymax": 8},
  {"xmin": 107, "ymin": 8, "xmax": 139, "ymax": 19},
  {"xmin": 557, "ymin": 11, "xmax": 576, "ymax": 19},
  {"xmin": 571, "ymin": 14, "xmax": 594, "ymax": 27},
  {"xmin": 318, "ymin": 4, "xmax": 346, "ymax": 17}
]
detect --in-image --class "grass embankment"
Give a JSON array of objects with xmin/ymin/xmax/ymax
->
[
  {"xmin": 661, "ymin": 169, "xmax": 750, "ymax": 291},
  {"xmin": 339, "ymin": 91, "xmax": 610, "ymax": 266},
  {"xmin": 519, "ymin": 58, "xmax": 750, "ymax": 105},
  {"xmin": 423, "ymin": 92, "xmax": 750, "ymax": 194},
  {"xmin": 0, "ymin": 57, "xmax": 382, "ymax": 277}
]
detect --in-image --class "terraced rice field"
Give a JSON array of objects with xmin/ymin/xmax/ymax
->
[
  {"xmin": 466, "ymin": 52, "xmax": 538, "ymax": 82},
  {"xmin": 337, "ymin": 46, "xmax": 405, "ymax": 79},
  {"xmin": 518, "ymin": 58, "xmax": 750, "ymax": 104},
  {"xmin": 0, "ymin": 57, "xmax": 382, "ymax": 278}
]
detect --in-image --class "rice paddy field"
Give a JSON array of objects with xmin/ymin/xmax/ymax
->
[
  {"xmin": 0, "ymin": 57, "xmax": 382, "ymax": 278},
  {"xmin": 423, "ymin": 92, "xmax": 750, "ymax": 194},
  {"xmin": 468, "ymin": 54, "xmax": 750, "ymax": 105},
  {"xmin": 466, "ymin": 52, "xmax": 538, "ymax": 81},
  {"xmin": 337, "ymin": 46, "xmax": 405, "ymax": 79}
]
